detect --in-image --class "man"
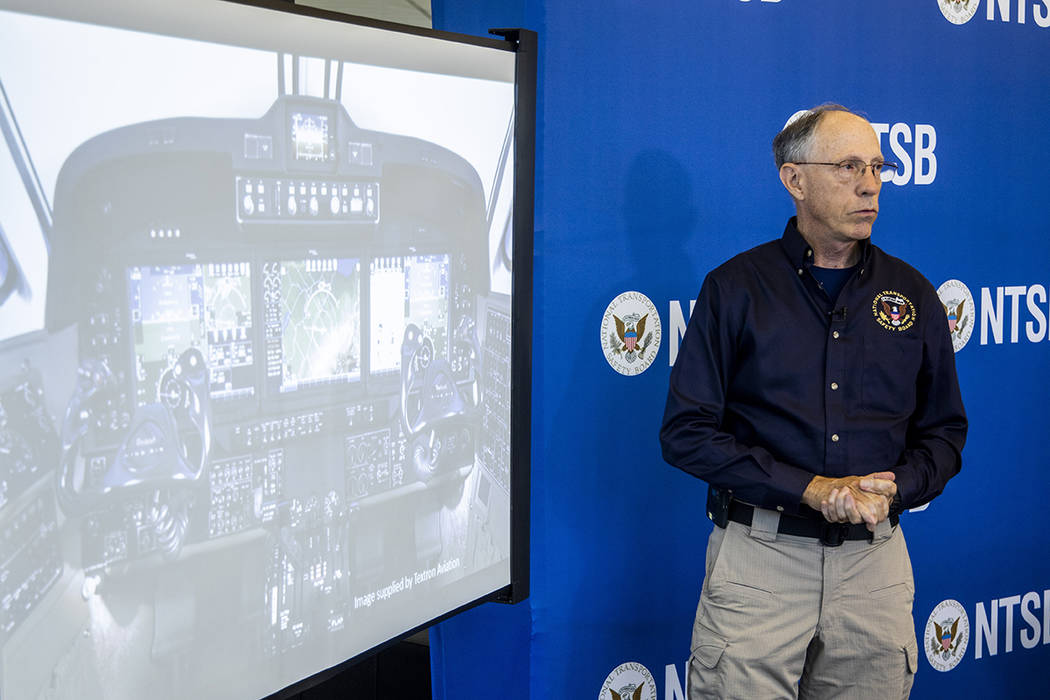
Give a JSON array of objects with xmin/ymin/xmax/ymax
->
[{"xmin": 659, "ymin": 104, "xmax": 967, "ymax": 699}]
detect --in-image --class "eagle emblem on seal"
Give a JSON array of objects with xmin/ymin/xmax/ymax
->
[
  {"xmin": 882, "ymin": 299, "xmax": 905, "ymax": 324},
  {"xmin": 943, "ymin": 299, "xmax": 967, "ymax": 335},
  {"xmin": 872, "ymin": 290, "xmax": 916, "ymax": 332},
  {"xmin": 609, "ymin": 313, "xmax": 653, "ymax": 364},
  {"xmin": 610, "ymin": 685, "xmax": 645, "ymax": 700},
  {"xmin": 931, "ymin": 616, "xmax": 962, "ymax": 659}
]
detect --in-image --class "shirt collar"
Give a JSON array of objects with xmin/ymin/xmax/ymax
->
[{"xmin": 779, "ymin": 217, "xmax": 872, "ymax": 271}]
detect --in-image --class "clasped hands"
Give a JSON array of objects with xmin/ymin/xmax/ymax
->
[{"xmin": 801, "ymin": 472, "xmax": 897, "ymax": 532}]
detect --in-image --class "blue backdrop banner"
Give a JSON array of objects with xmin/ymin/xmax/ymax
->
[{"xmin": 431, "ymin": 1, "xmax": 1050, "ymax": 698}]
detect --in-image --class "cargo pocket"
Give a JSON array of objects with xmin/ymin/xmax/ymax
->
[
  {"xmin": 693, "ymin": 636, "xmax": 727, "ymax": 670},
  {"xmin": 900, "ymin": 640, "xmax": 918, "ymax": 699},
  {"xmin": 904, "ymin": 641, "xmax": 918, "ymax": 675},
  {"xmin": 687, "ymin": 624, "xmax": 729, "ymax": 699}
]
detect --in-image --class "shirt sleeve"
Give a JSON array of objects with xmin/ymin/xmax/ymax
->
[
  {"xmin": 890, "ymin": 284, "xmax": 968, "ymax": 510},
  {"xmin": 659, "ymin": 273, "xmax": 816, "ymax": 513}
]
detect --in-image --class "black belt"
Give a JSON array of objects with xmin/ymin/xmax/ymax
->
[{"xmin": 726, "ymin": 500, "xmax": 899, "ymax": 547}]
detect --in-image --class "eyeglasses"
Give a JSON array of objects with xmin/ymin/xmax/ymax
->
[{"xmin": 793, "ymin": 159, "xmax": 899, "ymax": 182}]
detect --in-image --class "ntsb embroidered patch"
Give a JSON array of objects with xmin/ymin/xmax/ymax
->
[{"xmin": 872, "ymin": 290, "xmax": 916, "ymax": 332}]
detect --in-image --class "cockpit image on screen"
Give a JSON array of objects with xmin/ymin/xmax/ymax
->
[
  {"xmin": 129, "ymin": 262, "xmax": 254, "ymax": 404},
  {"xmin": 0, "ymin": 1, "xmax": 521, "ymax": 699},
  {"xmin": 268, "ymin": 257, "xmax": 360, "ymax": 392}
]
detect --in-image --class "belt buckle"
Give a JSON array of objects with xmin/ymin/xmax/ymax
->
[{"xmin": 820, "ymin": 521, "xmax": 849, "ymax": 547}]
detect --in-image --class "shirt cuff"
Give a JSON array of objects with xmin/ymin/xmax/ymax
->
[{"xmin": 758, "ymin": 463, "xmax": 817, "ymax": 516}]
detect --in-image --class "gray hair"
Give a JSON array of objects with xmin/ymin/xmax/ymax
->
[{"xmin": 772, "ymin": 103, "xmax": 865, "ymax": 168}]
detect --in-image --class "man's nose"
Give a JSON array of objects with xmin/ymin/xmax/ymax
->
[{"xmin": 858, "ymin": 166, "xmax": 882, "ymax": 194}]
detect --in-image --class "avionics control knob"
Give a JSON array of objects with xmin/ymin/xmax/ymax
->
[
  {"xmin": 287, "ymin": 195, "xmax": 298, "ymax": 216},
  {"xmin": 330, "ymin": 195, "xmax": 340, "ymax": 215},
  {"xmin": 309, "ymin": 196, "xmax": 319, "ymax": 216},
  {"xmin": 243, "ymin": 195, "xmax": 255, "ymax": 216}
]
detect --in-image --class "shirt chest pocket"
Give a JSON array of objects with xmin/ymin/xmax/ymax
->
[{"xmin": 861, "ymin": 334, "xmax": 923, "ymax": 418}]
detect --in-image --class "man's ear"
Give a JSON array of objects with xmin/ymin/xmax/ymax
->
[{"xmin": 779, "ymin": 163, "xmax": 804, "ymax": 201}]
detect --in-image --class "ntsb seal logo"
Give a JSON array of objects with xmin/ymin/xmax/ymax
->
[
  {"xmin": 925, "ymin": 599, "xmax": 970, "ymax": 671},
  {"xmin": 601, "ymin": 292, "xmax": 662, "ymax": 376},
  {"xmin": 937, "ymin": 279, "xmax": 976, "ymax": 352},
  {"xmin": 598, "ymin": 661, "xmax": 657, "ymax": 700},
  {"xmin": 872, "ymin": 290, "xmax": 916, "ymax": 332},
  {"xmin": 938, "ymin": 0, "xmax": 980, "ymax": 24}
]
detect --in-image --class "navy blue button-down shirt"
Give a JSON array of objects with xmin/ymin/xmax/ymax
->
[{"xmin": 660, "ymin": 218, "xmax": 967, "ymax": 515}]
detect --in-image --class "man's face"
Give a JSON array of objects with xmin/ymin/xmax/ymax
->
[{"xmin": 794, "ymin": 111, "xmax": 883, "ymax": 245}]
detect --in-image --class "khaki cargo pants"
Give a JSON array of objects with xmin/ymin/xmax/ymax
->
[{"xmin": 687, "ymin": 513, "xmax": 919, "ymax": 699}]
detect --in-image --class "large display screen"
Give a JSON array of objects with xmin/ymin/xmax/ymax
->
[{"xmin": 0, "ymin": 1, "xmax": 529, "ymax": 699}]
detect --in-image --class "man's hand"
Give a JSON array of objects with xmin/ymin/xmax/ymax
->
[
  {"xmin": 858, "ymin": 472, "xmax": 898, "ymax": 501},
  {"xmin": 802, "ymin": 472, "xmax": 897, "ymax": 532}
]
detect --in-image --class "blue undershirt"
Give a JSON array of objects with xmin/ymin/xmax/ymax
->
[{"xmin": 810, "ymin": 265, "xmax": 857, "ymax": 303}]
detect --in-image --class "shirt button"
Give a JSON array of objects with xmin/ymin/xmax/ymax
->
[
  {"xmin": 830, "ymin": 382, "xmax": 839, "ymax": 391},
  {"xmin": 776, "ymin": 505, "xmax": 784, "ymax": 512},
  {"xmin": 831, "ymin": 433, "xmax": 840, "ymax": 442},
  {"xmin": 806, "ymin": 250, "xmax": 812, "ymax": 257},
  {"xmin": 797, "ymin": 268, "xmax": 804, "ymax": 276},
  {"xmin": 832, "ymin": 331, "xmax": 840, "ymax": 339}
]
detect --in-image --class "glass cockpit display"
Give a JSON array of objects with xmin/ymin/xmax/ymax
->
[
  {"xmin": 0, "ymin": 1, "xmax": 519, "ymax": 699},
  {"xmin": 129, "ymin": 262, "xmax": 255, "ymax": 404},
  {"xmin": 370, "ymin": 254, "xmax": 450, "ymax": 375},
  {"xmin": 290, "ymin": 109, "xmax": 334, "ymax": 164},
  {"xmin": 269, "ymin": 256, "xmax": 361, "ymax": 392}
]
